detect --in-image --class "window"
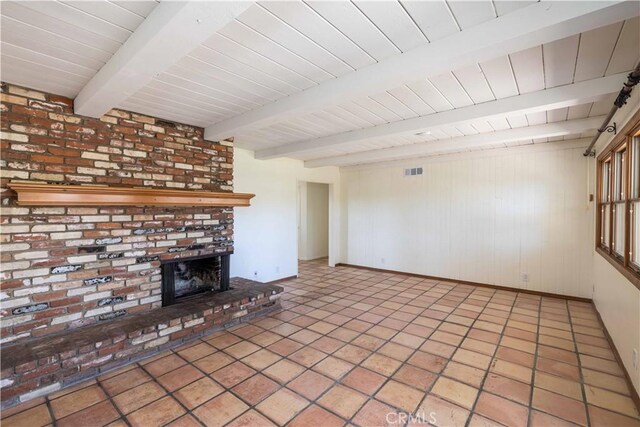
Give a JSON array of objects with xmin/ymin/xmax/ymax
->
[{"xmin": 596, "ymin": 110, "xmax": 640, "ymax": 287}]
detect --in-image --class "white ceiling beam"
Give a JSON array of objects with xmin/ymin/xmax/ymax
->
[
  {"xmin": 205, "ymin": 0, "xmax": 636, "ymax": 141},
  {"xmin": 74, "ymin": 1, "xmax": 252, "ymax": 118},
  {"xmin": 305, "ymin": 116, "xmax": 605, "ymax": 168},
  {"xmin": 256, "ymin": 73, "xmax": 625, "ymax": 159}
]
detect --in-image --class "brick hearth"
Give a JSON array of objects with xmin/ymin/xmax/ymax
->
[{"xmin": 0, "ymin": 82, "xmax": 273, "ymax": 406}]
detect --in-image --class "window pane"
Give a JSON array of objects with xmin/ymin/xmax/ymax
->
[
  {"xmin": 602, "ymin": 161, "xmax": 610, "ymax": 202},
  {"xmin": 613, "ymin": 203, "xmax": 625, "ymax": 257},
  {"xmin": 601, "ymin": 204, "xmax": 610, "ymax": 248},
  {"xmin": 632, "ymin": 137, "xmax": 640, "ymax": 198},
  {"xmin": 632, "ymin": 201, "xmax": 640, "ymax": 267},
  {"xmin": 614, "ymin": 149, "xmax": 626, "ymax": 201}
]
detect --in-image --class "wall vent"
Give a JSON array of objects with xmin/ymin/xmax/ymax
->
[{"xmin": 404, "ymin": 167, "xmax": 423, "ymax": 176}]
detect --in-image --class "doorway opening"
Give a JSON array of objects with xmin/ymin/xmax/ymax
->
[{"xmin": 297, "ymin": 182, "xmax": 330, "ymax": 264}]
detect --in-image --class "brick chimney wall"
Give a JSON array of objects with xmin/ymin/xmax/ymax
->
[{"xmin": 0, "ymin": 83, "xmax": 235, "ymax": 344}]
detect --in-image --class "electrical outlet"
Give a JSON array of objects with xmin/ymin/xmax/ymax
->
[
  {"xmin": 633, "ymin": 349, "xmax": 638, "ymax": 371},
  {"xmin": 381, "ymin": 258, "xmax": 385, "ymax": 265},
  {"xmin": 522, "ymin": 273, "xmax": 529, "ymax": 283},
  {"xmin": 253, "ymin": 271, "xmax": 258, "ymax": 278},
  {"xmin": 275, "ymin": 266, "xmax": 280, "ymax": 273}
]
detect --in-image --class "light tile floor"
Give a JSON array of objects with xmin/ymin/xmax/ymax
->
[{"xmin": 3, "ymin": 260, "xmax": 640, "ymax": 427}]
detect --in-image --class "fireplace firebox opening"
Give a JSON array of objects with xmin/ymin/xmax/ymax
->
[{"xmin": 161, "ymin": 254, "xmax": 230, "ymax": 306}]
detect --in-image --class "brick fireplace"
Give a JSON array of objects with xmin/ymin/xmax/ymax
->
[{"xmin": 0, "ymin": 83, "xmax": 282, "ymax": 407}]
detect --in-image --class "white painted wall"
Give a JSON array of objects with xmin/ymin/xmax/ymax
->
[
  {"xmin": 341, "ymin": 140, "xmax": 595, "ymax": 298},
  {"xmin": 592, "ymin": 92, "xmax": 640, "ymax": 395},
  {"xmin": 298, "ymin": 182, "xmax": 329, "ymax": 261},
  {"xmin": 231, "ymin": 148, "xmax": 340, "ymax": 283}
]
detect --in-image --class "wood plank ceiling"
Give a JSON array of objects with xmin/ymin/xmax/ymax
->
[{"xmin": 1, "ymin": 1, "xmax": 639, "ymax": 167}]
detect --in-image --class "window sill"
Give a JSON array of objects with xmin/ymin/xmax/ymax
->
[{"xmin": 596, "ymin": 247, "xmax": 640, "ymax": 291}]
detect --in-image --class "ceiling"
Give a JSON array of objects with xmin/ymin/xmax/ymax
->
[{"xmin": 1, "ymin": 1, "xmax": 639, "ymax": 167}]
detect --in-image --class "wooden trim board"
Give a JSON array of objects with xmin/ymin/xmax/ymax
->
[
  {"xmin": 7, "ymin": 182, "xmax": 255, "ymax": 207},
  {"xmin": 335, "ymin": 263, "xmax": 593, "ymax": 303}
]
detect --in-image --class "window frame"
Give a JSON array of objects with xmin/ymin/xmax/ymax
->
[{"xmin": 596, "ymin": 109, "xmax": 640, "ymax": 289}]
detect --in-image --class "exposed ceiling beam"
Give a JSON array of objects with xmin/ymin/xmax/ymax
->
[
  {"xmin": 305, "ymin": 116, "xmax": 605, "ymax": 168},
  {"xmin": 256, "ymin": 73, "xmax": 626, "ymax": 159},
  {"xmin": 74, "ymin": 1, "xmax": 252, "ymax": 118},
  {"xmin": 205, "ymin": 0, "xmax": 636, "ymax": 141}
]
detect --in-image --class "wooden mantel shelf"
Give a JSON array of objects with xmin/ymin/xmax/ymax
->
[{"xmin": 7, "ymin": 182, "xmax": 255, "ymax": 207}]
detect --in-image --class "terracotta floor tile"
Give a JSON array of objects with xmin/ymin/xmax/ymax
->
[
  {"xmin": 313, "ymin": 356, "xmax": 354, "ymax": 379},
  {"xmin": 329, "ymin": 327, "xmax": 360, "ymax": 342},
  {"xmin": 288, "ymin": 346, "xmax": 328, "ymax": 367},
  {"xmin": 144, "ymin": 354, "xmax": 187, "ymax": 376},
  {"xmin": 56, "ymin": 400, "xmax": 119, "ymax": 427},
  {"xmin": 490, "ymin": 359, "xmax": 532, "ymax": 384},
  {"xmin": 532, "ymin": 388, "xmax": 587, "ymax": 426},
  {"xmin": 367, "ymin": 325, "xmax": 398, "ymax": 340},
  {"xmin": 580, "ymin": 354, "xmax": 624, "ymax": 376},
  {"xmin": 176, "ymin": 341, "xmax": 216, "ymax": 362},
  {"xmin": 268, "ymin": 338, "xmax": 305, "ymax": 356},
  {"xmin": 3, "ymin": 404, "xmax": 52, "ymax": 427},
  {"xmin": 584, "ymin": 384, "xmax": 640, "ymax": 418},
  {"xmin": 415, "ymin": 394, "xmax": 470, "ymax": 427},
  {"xmin": 157, "ymin": 364, "xmax": 204, "ymax": 392},
  {"xmin": 48, "ymin": 379, "xmax": 96, "ymax": 400},
  {"xmin": 482, "ymin": 373, "xmax": 531, "ymax": 406},
  {"xmin": 206, "ymin": 332, "xmax": 242, "ymax": 349},
  {"xmin": 393, "ymin": 364, "xmax": 438, "ymax": 391},
  {"xmin": 226, "ymin": 410, "xmax": 277, "ymax": 427},
  {"xmin": 192, "ymin": 351, "xmax": 235, "ymax": 374},
  {"xmin": 166, "ymin": 414, "xmax": 202, "ymax": 427},
  {"xmin": 582, "ymin": 368, "xmax": 630, "ymax": 395},
  {"xmin": 378, "ymin": 342, "xmax": 414, "ymax": 362},
  {"xmin": 192, "ymin": 392, "xmax": 249, "ymax": 426},
  {"xmin": 495, "ymin": 346, "xmax": 535, "ymax": 368},
  {"xmin": 50, "ymin": 385, "xmax": 106, "ymax": 419},
  {"xmin": 452, "ymin": 348, "xmax": 492, "ymax": 370},
  {"xmin": 362, "ymin": 353, "xmax": 403, "ymax": 376},
  {"xmin": 461, "ymin": 337, "xmax": 497, "ymax": 356},
  {"xmin": 225, "ymin": 340, "xmax": 261, "ymax": 358},
  {"xmin": 271, "ymin": 322, "xmax": 302, "ymax": 337},
  {"xmin": 352, "ymin": 399, "xmax": 399, "ymax": 427},
  {"xmin": 443, "ymin": 361, "xmax": 486, "ymax": 388},
  {"xmin": 113, "ymin": 381, "xmax": 167, "ymax": 414},
  {"xmin": 343, "ymin": 366, "xmax": 387, "ymax": 395},
  {"xmin": 588, "ymin": 404, "xmax": 640, "ymax": 427},
  {"xmin": 231, "ymin": 324, "xmax": 264, "ymax": 339},
  {"xmin": 334, "ymin": 344, "xmax": 371, "ymax": 364},
  {"xmin": 100, "ymin": 367, "xmax": 151, "ymax": 396},
  {"xmin": 318, "ymin": 384, "xmax": 368, "ymax": 419},
  {"xmin": 538, "ymin": 345, "xmax": 578, "ymax": 365},
  {"xmin": 375, "ymin": 380, "xmax": 424, "ymax": 413},
  {"xmin": 232, "ymin": 374, "xmax": 280, "ymax": 405},
  {"xmin": 287, "ymin": 370, "xmax": 334, "ymax": 400},
  {"xmin": 534, "ymin": 371, "xmax": 582, "ymax": 401},
  {"xmin": 127, "ymin": 396, "xmax": 185, "ymax": 427},
  {"xmin": 530, "ymin": 410, "xmax": 581, "ymax": 427},
  {"xmin": 211, "ymin": 361, "xmax": 256, "ymax": 388},
  {"xmin": 474, "ymin": 391, "xmax": 529, "ymax": 427},
  {"xmin": 468, "ymin": 413, "xmax": 507, "ymax": 427},
  {"xmin": 174, "ymin": 377, "xmax": 224, "ymax": 409},
  {"xmin": 420, "ymin": 339, "xmax": 457, "ymax": 358},
  {"xmin": 242, "ymin": 348, "xmax": 282, "ymax": 370},
  {"xmin": 263, "ymin": 359, "xmax": 305, "ymax": 383},
  {"xmin": 430, "ymin": 377, "xmax": 478, "ymax": 409},
  {"xmin": 536, "ymin": 357, "xmax": 580, "ymax": 381},
  {"xmin": 250, "ymin": 331, "xmax": 283, "ymax": 347},
  {"xmin": 256, "ymin": 389, "xmax": 309, "ymax": 425},
  {"xmin": 407, "ymin": 351, "xmax": 448, "ymax": 374},
  {"xmin": 289, "ymin": 405, "xmax": 345, "ymax": 427},
  {"xmin": 351, "ymin": 334, "xmax": 386, "ymax": 351}
]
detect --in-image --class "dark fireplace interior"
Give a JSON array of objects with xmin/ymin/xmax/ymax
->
[{"xmin": 161, "ymin": 254, "xmax": 230, "ymax": 306}]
